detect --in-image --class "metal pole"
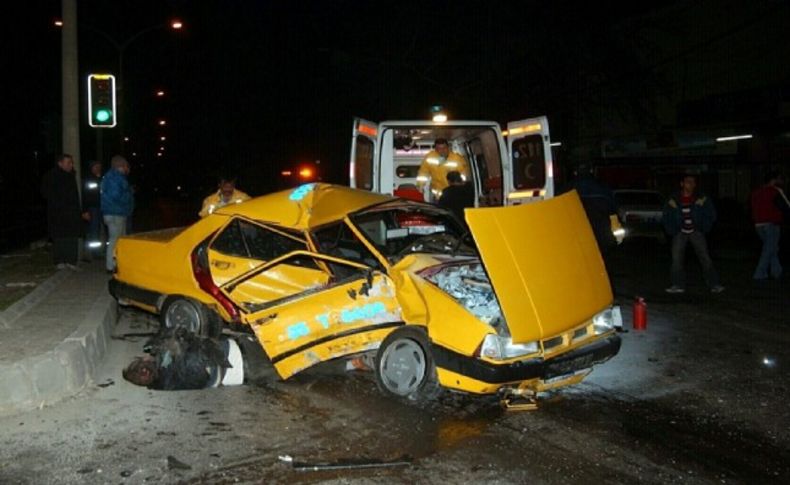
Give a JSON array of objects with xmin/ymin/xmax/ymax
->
[
  {"xmin": 118, "ymin": 48, "xmax": 124, "ymax": 151},
  {"xmin": 62, "ymin": 0, "xmax": 81, "ymax": 198}
]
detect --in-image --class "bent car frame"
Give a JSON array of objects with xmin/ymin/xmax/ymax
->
[{"xmin": 110, "ymin": 183, "xmax": 621, "ymax": 401}]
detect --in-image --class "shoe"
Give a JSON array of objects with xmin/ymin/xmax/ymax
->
[
  {"xmin": 710, "ymin": 285, "xmax": 725, "ymax": 293},
  {"xmin": 665, "ymin": 286, "xmax": 685, "ymax": 294}
]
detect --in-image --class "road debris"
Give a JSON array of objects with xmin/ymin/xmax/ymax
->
[
  {"xmin": 279, "ymin": 454, "xmax": 413, "ymax": 472},
  {"xmin": 167, "ymin": 455, "xmax": 192, "ymax": 470}
]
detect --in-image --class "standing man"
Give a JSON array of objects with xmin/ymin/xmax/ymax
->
[
  {"xmin": 416, "ymin": 138, "xmax": 470, "ymax": 201},
  {"xmin": 82, "ymin": 160, "xmax": 103, "ymax": 259},
  {"xmin": 437, "ymin": 171, "xmax": 475, "ymax": 223},
  {"xmin": 199, "ymin": 176, "xmax": 250, "ymax": 217},
  {"xmin": 663, "ymin": 174, "xmax": 725, "ymax": 294},
  {"xmin": 564, "ymin": 163, "xmax": 624, "ymax": 293},
  {"xmin": 40, "ymin": 154, "xmax": 88, "ymax": 269},
  {"xmin": 101, "ymin": 155, "xmax": 133, "ymax": 273},
  {"xmin": 750, "ymin": 171, "xmax": 789, "ymax": 281}
]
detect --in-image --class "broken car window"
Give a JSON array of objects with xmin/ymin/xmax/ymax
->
[
  {"xmin": 312, "ymin": 223, "xmax": 382, "ymax": 274},
  {"xmin": 210, "ymin": 219, "xmax": 247, "ymax": 257},
  {"xmin": 211, "ymin": 218, "xmax": 307, "ymax": 262}
]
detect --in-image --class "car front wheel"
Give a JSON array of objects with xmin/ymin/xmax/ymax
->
[
  {"xmin": 375, "ymin": 327, "xmax": 441, "ymax": 401},
  {"xmin": 160, "ymin": 296, "xmax": 221, "ymax": 337}
]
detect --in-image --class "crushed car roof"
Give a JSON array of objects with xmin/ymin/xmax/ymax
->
[{"xmin": 214, "ymin": 183, "xmax": 395, "ymax": 229}]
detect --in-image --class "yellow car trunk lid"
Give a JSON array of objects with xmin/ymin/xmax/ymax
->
[{"xmin": 465, "ymin": 191, "xmax": 612, "ymax": 344}]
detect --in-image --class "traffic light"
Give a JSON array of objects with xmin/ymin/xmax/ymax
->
[{"xmin": 88, "ymin": 74, "xmax": 116, "ymax": 128}]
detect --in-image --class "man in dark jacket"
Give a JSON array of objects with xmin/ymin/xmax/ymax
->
[
  {"xmin": 83, "ymin": 160, "xmax": 104, "ymax": 259},
  {"xmin": 565, "ymin": 164, "xmax": 622, "ymax": 254},
  {"xmin": 40, "ymin": 154, "xmax": 88, "ymax": 269},
  {"xmin": 101, "ymin": 155, "xmax": 133, "ymax": 272},
  {"xmin": 750, "ymin": 171, "xmax": 789, "ymax": 280},
  {"xmin": 437, "ymin": 171, "xmax": 475, "ymax": 224},
  {"xmin": 663, "ymin": 174, "xmax": 724, "ymax": 293},
  {"xmin": 563, "ymin": 164, "xmax": 624, "ymax": 294}
]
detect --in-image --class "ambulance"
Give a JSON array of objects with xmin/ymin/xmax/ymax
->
[{"xmin": 349, "ymin": 116, "xmax": 554, "ymax": 206}]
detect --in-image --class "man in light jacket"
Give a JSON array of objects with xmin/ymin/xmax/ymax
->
[{"xmin": 101, "ymin": 155, "xmax": 133, "ymax": 272}]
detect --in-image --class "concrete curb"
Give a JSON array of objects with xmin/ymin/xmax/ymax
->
[
  {"xmin": 0, "ymin": 269, "xmax": 71, "ymax": 329},
  {"xmin": 0, "ymin": 295, "xmax": 118, "ymax": 416}
]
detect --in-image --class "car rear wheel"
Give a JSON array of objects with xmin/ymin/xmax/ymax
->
[
  {"xmin": 160, "ymin": 296, "xmax": 221, "ymax": 337},
  {"xmin": 375, "ymin": 327, "xmax": 441, "ymax": 401}
]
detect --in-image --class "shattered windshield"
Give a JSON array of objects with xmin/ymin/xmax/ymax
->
[{"xmin": 350, "ymin": 202, "xmax": 476, "ymax": 263}]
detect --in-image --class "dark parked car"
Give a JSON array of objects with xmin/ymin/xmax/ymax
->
[{"xmin": 613, "ymin": 190, "xmax": 665, "ymax": 242}]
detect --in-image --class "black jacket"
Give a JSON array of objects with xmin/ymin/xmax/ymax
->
[
  {"xmin": 564, "ymin": 176, "xmax": 617, "ymax": 252},
  {"xmin": 438, "ymin": 183, "xmax": 475, "ymax": 223},
  {"xmin": 82, "ymin": 174, "xmax": 102, "ymax": 209},
  {"xmin": 40, "ymin": 167, "xmax": 83, "ymax": 238}
]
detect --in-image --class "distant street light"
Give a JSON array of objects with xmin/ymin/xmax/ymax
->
[
  {"xmin": 160, "ymin": 136, "xmax": 166, "ymax": 141},
  {"xmin": 716, "ymin": 134, "xmax": 752, "ymax": 142},
  {"xmin": 54, "ymin": 19, "xmax": 63, "ymax": 27},
  {"xmin": 159, "ymin": 146, "xmax": 165, "ymax": 151},
  {"xmin": 124, "ymin": 136, "xmax": 130, "ymax": 142},
  {"xmin": 171, "ymin": 19, "xmax": 183, "ymax": 30},
  {"xmin": 157, "ymin": 152, "xmax": 163, "ymax": 157},
  {"xmin": 156, "ymin": 90, "xmax": 165, "ymax": 97},
  {"xmin": 158, "ymin": 120, "xmax": 167, "ymax": 126}
]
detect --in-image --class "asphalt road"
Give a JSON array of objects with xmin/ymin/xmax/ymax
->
[{"xmin": 0, "ymin": 238, "xmax": 788, "ymax": 484}]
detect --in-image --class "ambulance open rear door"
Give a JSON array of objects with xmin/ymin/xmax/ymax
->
[
  {"xmin": 505, "ymin": 116, "xmax": 554, "ymax": 204},
  {"xmin": 349, "ymin": 118, "xmax": 379, "ymax": 191}
]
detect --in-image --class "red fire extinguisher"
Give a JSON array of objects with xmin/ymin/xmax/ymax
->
[{"xmin": 633, "ymin": 296, "xmax": 647, "ymax": 330}]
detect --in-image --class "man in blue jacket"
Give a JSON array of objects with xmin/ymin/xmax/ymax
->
[
  {"xmin": 101, "ymin": 155, "xmax": 133, "ymax": 272},
  {"xmin": 663, "ymin": 174, "xmax": 724, "ymax": 294}
]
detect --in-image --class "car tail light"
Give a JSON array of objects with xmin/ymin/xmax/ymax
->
[{"xmin": 191, "ymin": 241, "xmax": 240, "ymax": 322}]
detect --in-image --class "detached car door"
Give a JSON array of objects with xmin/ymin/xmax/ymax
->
[{"xmin": 225, "ymin": 252, "xmax": 402, "ymax": 380}]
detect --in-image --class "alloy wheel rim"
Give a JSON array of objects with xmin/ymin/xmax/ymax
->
[
  {"xmin": 380, "ymin": 338, "xmax": 426, "ymax": 396},
  {"xmin": 165, "ymin": 301, "xmax": 200, "ymax": 333}
]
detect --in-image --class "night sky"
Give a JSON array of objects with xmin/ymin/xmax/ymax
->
[{"xmin": 3, "ymin": 0, "xmax": 788, "ymax": 198}]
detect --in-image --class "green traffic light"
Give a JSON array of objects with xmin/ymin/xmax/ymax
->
[{"xmin": 95, "ymin": 109, "xmax": 111, "ymax": 123}]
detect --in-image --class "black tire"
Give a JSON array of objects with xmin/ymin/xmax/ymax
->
[
  {"xmin": 375, "ymin": 327, "xmax": 441, "ymax": 402},
  {"xmin": 159, "ymin": 296, "xmax": 222, "ymax": 338}
]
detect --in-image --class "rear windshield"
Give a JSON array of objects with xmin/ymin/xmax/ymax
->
[{"xmin": 614, "ymin": 191, "xmax": 663, "ymax": 206}]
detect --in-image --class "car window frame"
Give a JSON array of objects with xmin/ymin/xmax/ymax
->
[{"xmin": 209, "ymin": 215, "xmax": 309, "ymax": 261}]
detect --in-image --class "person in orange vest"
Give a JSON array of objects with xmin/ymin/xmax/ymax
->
[
  {"xmin": 750, "ymin": 171, "xmax": 789, "ymax": 281},
  {"xmin": 416, "ymin": 138, "xmax": 470, "ymax": 200},
  {"xmin": 199, "ymin": 176, "xmax": 250, "ymax": 217}
]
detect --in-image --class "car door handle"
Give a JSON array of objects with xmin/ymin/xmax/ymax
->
[{"xmin": 211, "ymin": 260, "xmax": 234, "ymax": 270}]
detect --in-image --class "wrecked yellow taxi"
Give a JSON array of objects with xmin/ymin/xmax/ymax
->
[{"xmin": 110, "ymin": 183, "xmax": 621, "ymax": 400}]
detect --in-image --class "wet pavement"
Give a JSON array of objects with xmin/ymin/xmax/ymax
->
[{"xmin": 0, "ymin": 238, "xmax": 788, "ymax": 484}]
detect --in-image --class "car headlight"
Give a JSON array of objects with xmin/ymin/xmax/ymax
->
[
  {"xmin": 593, "ymin": 306, "xmax": 622, "ymax": 335},
  {"xmin": 479, "ymin": 334, "xmax": 539, "ymax": 360}
]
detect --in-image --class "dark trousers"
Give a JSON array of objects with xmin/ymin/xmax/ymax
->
[
  {"xmin": 53, "ymin": 237, "xmax": 78, "ymax": 265},
  {"xmin": 670, "ymin": 231, "xmax": 720, "ymax": 288}
]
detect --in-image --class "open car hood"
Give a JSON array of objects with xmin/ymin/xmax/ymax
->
[{"xmin": 465, "ymin": 191, "xmax": 612, "ymax": 344}]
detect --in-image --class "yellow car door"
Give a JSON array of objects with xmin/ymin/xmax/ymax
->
[
  {"xmin": 225, "ymin": 253, "xmax": 402, "ymax": 380},
  {"xmin": 207, "ymin": 217, "xmax": 328, "ymax": 303}
]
